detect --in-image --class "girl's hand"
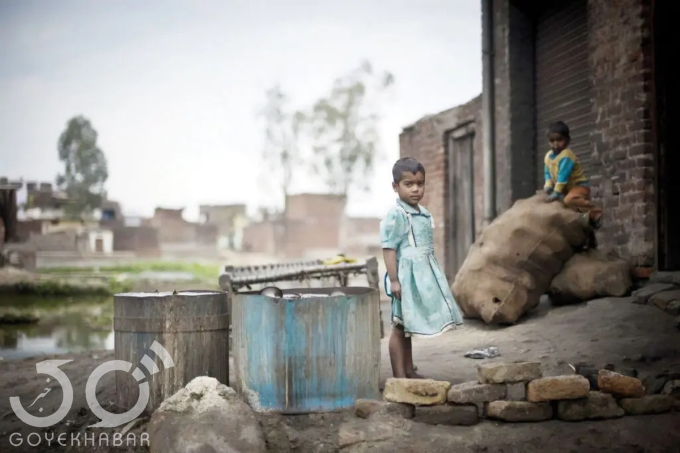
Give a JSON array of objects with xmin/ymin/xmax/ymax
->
[{"xmin": 390, "ymin": 280, "xmax": 402, "ymax": 300}]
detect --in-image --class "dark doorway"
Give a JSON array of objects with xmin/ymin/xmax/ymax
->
[
  {"xmin": 446, "ymin": 126, "xmax": 476, "ymax": 281},
  {"xmin": 654, "ymin": 0, "xmax": 680, "ymax": 270},
  {"xmin": 95, "ymin": 238, "xmax": 104, "ymax": 253}
]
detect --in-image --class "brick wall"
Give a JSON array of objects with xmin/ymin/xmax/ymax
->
[
  {"xmin": 494, "ymin": 0, "xmax": 655, "ymax": 266},
  {"xmin": 112, "ymin": 226, "xmax": 160, "ymax": 255},
  {"xmin": 399, "ymin": 96, "xmax": 483, "ymax": 268},
  {"xmin": 587, "ymin": 0, "xmax": 655, "ymax": 266}
]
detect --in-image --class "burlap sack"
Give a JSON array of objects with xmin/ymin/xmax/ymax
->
[
  {"xmin": 451, "ymin": 193, "xmax": 591, "ymax": 324},
  {"xmin": 548, "ymin": 250, "xmax": 632, "ymax": 304}
]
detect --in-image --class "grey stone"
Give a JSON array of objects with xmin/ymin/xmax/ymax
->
[
  {"xmin": 506, "ymin": 383, "xmax": 526, "ymax": 401},
  {"xmin": 148, "ymin": 376, "xmax": 266, "ymax": 453},
  {"xmin": 661, "ymin": 380, "xmax": 680, "ymax": 396},
  {"xmin": 447, "ymin": 381, "xmax": 506, "ymax": 404},
  {"xmin": 557, "ymin": 391, "xmax": 624, "ymax": 421},
  {"xmin": 649, "ymin": 289, "xmax": 680, "ymax": 311},
  {"xmin": 643, "ymin": 375, "xmax": 670, "ymax": 395},
  {"xmin": 486, "ymin": 401, "xmax": 553, "ymax": 422},
  {"xmin": 619, "ymin": 395, "xmax": 674, "ymax": 415},
  {"xmin": 642, "ymin": 367, "xmax": 680, "ymax": 395},
  {"xmin": 631, "ymin": 283, "xmax": 675, "ymax": 304},
  {"xmin": 354, "ymin": 399, "xmax": 415, "ymax": 420},
  {"xmin": 414, "ymin": 404, "xmax": 479, "ymax": 426},
  {"xmin": 666, "ymin": 300, "xmax": 680, "ymax": 316},
  {"xmin": 477, "ymin": 362, "xmax": 542, "ymax": 384}
]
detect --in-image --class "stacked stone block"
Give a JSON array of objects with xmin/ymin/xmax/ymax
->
[{"xmin": 355, "ymin": 361, "xmax": 678, "ymax": 426}]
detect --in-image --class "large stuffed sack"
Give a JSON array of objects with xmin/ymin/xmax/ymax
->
[
  {"xmin": 548, "ymin": 250, "xmax": 632, "ymax": 304},
  {"xmin": 451, "ymin": 193, "xmax": 591, "ymax": 324}
]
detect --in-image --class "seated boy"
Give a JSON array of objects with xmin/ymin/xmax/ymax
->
[{"xmin": 543, "ymin": 121, "xmax": 603, "ymax": 229}]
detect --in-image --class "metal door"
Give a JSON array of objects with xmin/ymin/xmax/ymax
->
[{"xmin": 534, "ymin": 0, "xmax": 593, "ymax": 188}]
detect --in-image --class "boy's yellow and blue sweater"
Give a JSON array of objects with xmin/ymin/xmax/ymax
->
[{"xmin": 544, "ymin": 148, "xmax": 588, "ymax": 194}]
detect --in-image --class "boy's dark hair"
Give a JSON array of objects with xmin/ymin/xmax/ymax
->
[
  {"xmin": 392, "ymin": 157, "xmax": 425, "ymax": 183},
  {"xmin": 547, "ymin": 121, "xmax": 570, "ymax": 138}
]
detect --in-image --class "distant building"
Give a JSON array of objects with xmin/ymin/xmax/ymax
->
[
  {"xmin": 21, "ymin": 182, "xmax": 71, "ymax": 220},
  {"xmin": 99, "ymin": 200, "xmax": 124, "ymax": 226},
  {"xmin": 146, "ymin": 207, "xmax": 217, "ymax": 247},
  {"xmin": 242, "ymin": 193, "xmax": 380, "ymax": 259},
  {"xmin": 199, "ymin": 204, "xmax": 250, "ymax": 250}
]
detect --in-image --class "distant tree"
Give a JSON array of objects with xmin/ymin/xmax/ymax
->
[
  {"xmin": 56, "ymin": 116, "xmax": 109, "ymax": 219},
  {"xmin": 307, "ymin": 60, "xmax": 394, "ymax": 196},
  {"xmin": 259, "ymin": 85, "xmax": 305, "ymax": 206}
]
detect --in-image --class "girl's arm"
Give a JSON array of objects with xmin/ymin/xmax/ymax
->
[
  {"xmin": 383, "ymin": 248, "xmax": 401, "ymax": 300},
  {"xmin": 379, "ymin": 207, "xmax": 407, "ymax": 300}
]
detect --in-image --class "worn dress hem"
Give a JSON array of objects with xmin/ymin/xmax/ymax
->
[{"xmin": 391, "ymin": 315, "xmax": 462, "ymax": 339}]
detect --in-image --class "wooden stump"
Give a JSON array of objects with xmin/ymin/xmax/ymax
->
[{"xmin": 114, "ymin": 290, "xmax": 229, "ymax": 412}]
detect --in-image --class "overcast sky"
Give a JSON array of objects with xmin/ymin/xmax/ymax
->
[{"xmin": 0, "ymin": 0, "xmax": 481, "ymax": 221}]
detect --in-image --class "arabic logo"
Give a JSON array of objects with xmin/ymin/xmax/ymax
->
[
  {"xmin": 10, "ymin": 360, "xmax": 74, "ymax": 428},
  {"xmin": 9, "ymin": 341, "xmax": 175, "ymax": 429}
]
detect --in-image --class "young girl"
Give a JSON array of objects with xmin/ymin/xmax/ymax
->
[{"xmin": 380, "ymin": 157, "xmax": 464, "ymax": 379}]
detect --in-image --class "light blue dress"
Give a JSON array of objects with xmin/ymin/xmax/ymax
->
[{"xmin": 380, "ymin": 198, "xmax": 464, "ymax": 338}]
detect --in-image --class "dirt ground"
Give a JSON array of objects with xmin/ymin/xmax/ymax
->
[{"xmin": 1, "ymin": 296, "xmax": 679, "ymax": 452}]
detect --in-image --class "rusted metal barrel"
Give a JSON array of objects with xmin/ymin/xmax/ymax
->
[
  {"xmin": 114, "ymin": 290, "xmax": 229, "ymax": 411},
  {"xmin": 231, "ymin": 287, "xmax": 381, "ymax": 413}
]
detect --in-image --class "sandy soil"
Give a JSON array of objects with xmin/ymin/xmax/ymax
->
[{"xmin": 1, "ymin": 296, "xmax": 679, "ymax": 452}]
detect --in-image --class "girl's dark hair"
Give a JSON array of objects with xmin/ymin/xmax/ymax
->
[
  {"xmin": 392, "ymin": 157, "xmax": 425, "ymax": 183},
  {"xmin": 547, "ymin": 121, "xmax": 570, "ymax": 138}
]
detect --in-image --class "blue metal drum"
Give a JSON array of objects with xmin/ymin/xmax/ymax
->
[{"xmin": 231, "ymin": 287, "xmax": 381, "ymax": 413}]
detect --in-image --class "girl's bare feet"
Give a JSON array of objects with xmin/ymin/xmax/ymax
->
[{"xmin": 405, "ymin": 371, "xmax": 427, "ymax": 379}]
